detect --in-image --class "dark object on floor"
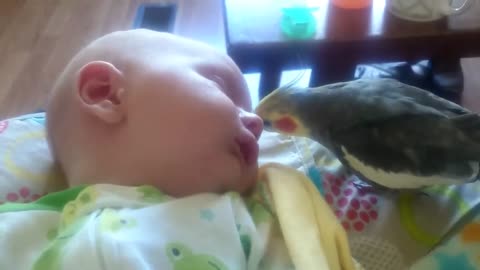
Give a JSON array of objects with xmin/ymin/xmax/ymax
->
[
  {"xmin": 132, "ymin": 4, "xmax": 177, "ymax": 32},
  {"xmin": 355, "ymin": 60, "xmax": 464, "ymax": 103}
]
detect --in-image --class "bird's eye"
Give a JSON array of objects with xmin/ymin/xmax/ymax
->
[
  {"xmin": 263, "ymin": 120, "xmax": 272, "ymax": 129},
  {"xmin": 273, "ymin": 116, "xmax": 297, "ymax": 133}
]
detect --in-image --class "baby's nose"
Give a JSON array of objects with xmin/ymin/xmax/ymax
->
[{"xmin": 239, "ymin": 109, "xmax": 263, "ymax": 140}]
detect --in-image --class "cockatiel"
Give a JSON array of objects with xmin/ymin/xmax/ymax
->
[{"xmin": 255, "ymin": 78, "xmax": 480, "ymax": 189}]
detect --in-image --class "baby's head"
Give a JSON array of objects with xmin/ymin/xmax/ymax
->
[{"xmin": 47, "ymin": 29, "xmax": 263, "ymax": 197}]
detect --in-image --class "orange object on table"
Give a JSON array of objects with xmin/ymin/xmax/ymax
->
[{"xmin": 331, "ymin": 0, "xmax": 372, "ymax": 9}]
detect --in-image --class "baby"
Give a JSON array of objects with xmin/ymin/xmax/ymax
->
[
  {"xmin": 47, "ymin": 29, "xmax": 263, "ymax": 197},
  {"xmin": 0, "ymin": 30, "xmax": 356, "ymax": 270}
]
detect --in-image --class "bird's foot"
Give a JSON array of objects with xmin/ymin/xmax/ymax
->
[{"xmin": 353, "ymin": 181, "xmax": 377, "ymax": 195}]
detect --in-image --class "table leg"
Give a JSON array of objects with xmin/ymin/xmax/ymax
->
[
  {"xmin": 310, "ymin": 59, "xmax": 357, "ymax": 87},
  {"xmin": 258, "ymin": 64, "xmax": 282, "ymax": 98}
]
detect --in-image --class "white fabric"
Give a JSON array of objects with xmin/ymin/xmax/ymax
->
[{"xmin": 0, "ymin": 184, "xmax": 293, "ymax": 270}]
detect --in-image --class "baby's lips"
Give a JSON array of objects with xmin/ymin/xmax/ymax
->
[
  {"xmin": 235, "ymin": 133, "xmax": 259, "ymax": 167},
  {"xmin": 239, "ymin": 109, "xmax": 263, "ymax": 140}
]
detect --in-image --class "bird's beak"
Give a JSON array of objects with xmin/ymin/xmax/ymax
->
[
  {"xmin": 253, "ymin": 108, "xmax": 270, "ymax": 132},
  {"xmin": 262, "ymin": 120, "xmax": 275, "ymax": 132}
]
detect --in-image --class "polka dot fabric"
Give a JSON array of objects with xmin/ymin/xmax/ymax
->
[
  {"xmin": 0, "ymin": 113, "xmax": 65, "ymax": 204},
  {"xmin": 0, "ymin": 120, "xmax": 8, "ymax": 133},
  {"xmin": 323, "ymin": 173, "xmax": 380, "ymax": 233},
  {"xmin": 291, "ymin": 136, "xmax": 480, "ymax": 270}
]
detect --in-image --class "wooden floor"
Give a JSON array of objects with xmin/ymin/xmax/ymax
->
[
  {"xmin": 0, "ymin": 0, "xmax": 225, "ymax": 119},
  {"xmin": 0, "ymin": 0, "xmax": 478, "ymax": 119}
]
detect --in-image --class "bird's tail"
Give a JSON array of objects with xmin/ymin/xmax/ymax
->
[
  {"xmin": 474, "ymin": 163, "xmax": 480, "ymax": 182},
  {"xmin": 452, "ymin": 114, "xmax": 480, "ymax": 181},
  {"xmin": 453, "ymin": 113, "xmax": 480, "ymax": 142}
]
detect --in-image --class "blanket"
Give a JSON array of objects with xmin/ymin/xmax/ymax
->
[{"xmin": 0, "ymin": 163, "xmax": 360, "ymax": 270}]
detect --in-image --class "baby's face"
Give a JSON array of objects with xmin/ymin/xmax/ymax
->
[{"xmin": 123, "ymin": 46, "xmax": 263, "ymax": 196}]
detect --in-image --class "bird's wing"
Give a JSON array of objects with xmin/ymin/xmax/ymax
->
[
  {"xmin": 319, "ymin": 89, "xmax": 445, "ymax": 133},
  {"xmin": 385, "ymin": 79, "xmax": 470, "ymax": 116},
  {"xmin": 331, "ymin": 112, "xmax": 480, "ymax": 180},
  {"xmin": 302, "ymin": 79, "xmax": 480, "ymax": 185}
]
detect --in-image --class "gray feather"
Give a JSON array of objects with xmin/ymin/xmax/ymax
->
[{"xmin": 293, "ymin": 78, "xmax": 480, "ymax": 186}]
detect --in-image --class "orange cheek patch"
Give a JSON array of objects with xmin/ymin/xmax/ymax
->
[
  {"xmin": 273, "ymin": 116, "xmax": 297, "ymax": 133},
  {"xmin": 461, "ymin": 222, "xmax": 480, "ymax": 243}
]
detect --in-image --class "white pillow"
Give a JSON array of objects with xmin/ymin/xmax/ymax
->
[{"xmin": 0, "ymin": 113, "xmax": 66, "ymax": 203}]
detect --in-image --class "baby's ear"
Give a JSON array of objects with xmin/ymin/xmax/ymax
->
[{"xmin": 76, "ymin": 61, "xmax": 126, "ymax": 124}]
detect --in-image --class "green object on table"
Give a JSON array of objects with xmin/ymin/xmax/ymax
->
[{"xmin": 280, "ymin": 6, "xmax": 318, "ymax": 39}]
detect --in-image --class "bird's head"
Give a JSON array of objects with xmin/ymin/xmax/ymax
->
[{"xmin": 255, "ymin": 85, "xmax": 311, "ymax": 137}]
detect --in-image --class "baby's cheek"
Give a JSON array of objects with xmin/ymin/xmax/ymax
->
[
  {"xmin": 110, "ymin": 178, "xmax": 146, "ymax": 187},
  {"xmin": 68, "ymin": 177, "xmax": 138, "ymax": 188}
]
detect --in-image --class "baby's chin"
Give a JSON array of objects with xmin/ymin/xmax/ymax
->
[{"xmin": 236, "ymin": 163, "xmax": 259, "ymax": 194}]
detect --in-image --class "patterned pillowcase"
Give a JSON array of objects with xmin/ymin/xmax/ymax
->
[{"xmin": 0, "ymin": 113, "xmax": 66, "ymax": 204}]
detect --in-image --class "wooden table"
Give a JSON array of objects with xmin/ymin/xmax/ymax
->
[{"xmin": 223, "ymin": 0, "xmax": 480, "ymax": 97}]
